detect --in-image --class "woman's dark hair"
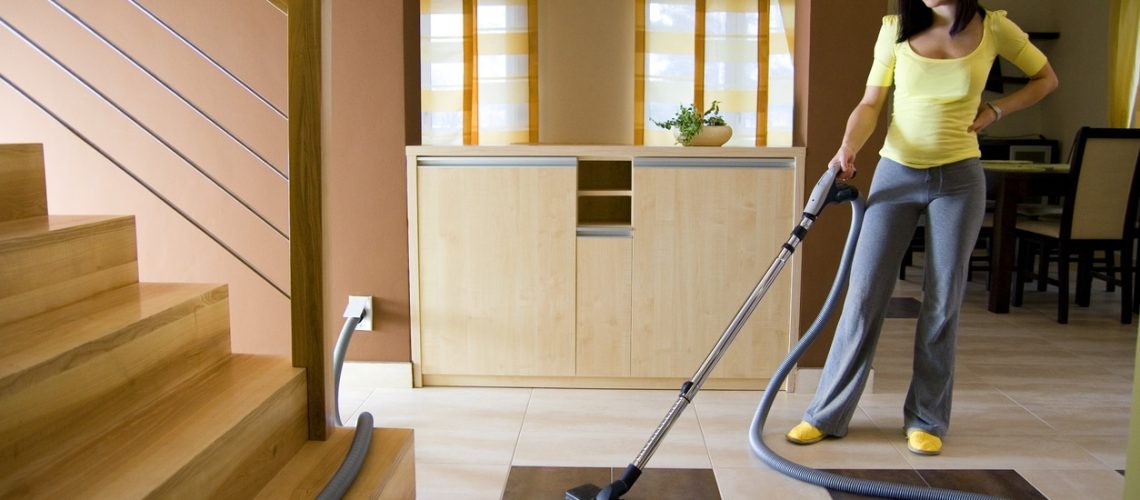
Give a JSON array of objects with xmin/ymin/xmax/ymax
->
[{"xmin": 897, "ymin": 0, "xmax": 981, "ymax": 43}]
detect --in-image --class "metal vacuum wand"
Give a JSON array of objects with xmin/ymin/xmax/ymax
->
[{"xmin": 565, "ymin": 165, "xmax": 855, "ymax": 500}]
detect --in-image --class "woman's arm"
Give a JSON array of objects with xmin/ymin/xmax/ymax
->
[
  {"xmin": 969, "ymin": 62, "xmax": 1059, "ymax": 133},
  {"xmin": 832, "ymin": 85, "xmax": 891, "ymax": 180}
]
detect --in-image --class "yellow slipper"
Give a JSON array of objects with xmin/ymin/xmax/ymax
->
[
  {"xmin": 906, "ymin": 428, "xmax": 942, "ymax": 456},
  {"xmin": 786, "ymin": 421, "xmax": 826, "ymax": 445}
]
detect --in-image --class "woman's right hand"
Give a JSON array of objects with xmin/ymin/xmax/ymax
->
[{"xmin": 830, "ymin": 145, "xmax": 857, "ymax": 181}]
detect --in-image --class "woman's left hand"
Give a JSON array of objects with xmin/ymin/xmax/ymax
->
[{"xmin": 968, "ymin": 104, "xmax": 999, "ymax": 133}]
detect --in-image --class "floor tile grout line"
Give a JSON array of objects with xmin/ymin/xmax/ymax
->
[
  {"xmin": 690, "ymin": 398, "xmax": 719, "ymax": 471},
  {"xmin": 858, "ymin": 406, "xmax": 922, "ymax": 474},
  {"xmin": 495, "ymin": 462, "xmax": 512, "ymax": 500},
  {"xmin": 1050, "ymin": 435, "xmax": 1121, "ymax": 471},
  {"xmin": 1074, "ymin": 440, "xmax": 1128, "ymax": 472},
  {"xmin": 505, "ymin": 388, "xmax": 534, "ymax": 472},
  {"xmin": 994, "ymin": 386, "xmax": 1064, "ymax": 437},
  {"xmin": 342, "ymin": 387, "xmax": 375, "ymax": 428}
]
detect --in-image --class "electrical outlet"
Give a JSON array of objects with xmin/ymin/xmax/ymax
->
[{"xmin": 347, "ymin": 295, "xmax": 374, "ymax": 331}]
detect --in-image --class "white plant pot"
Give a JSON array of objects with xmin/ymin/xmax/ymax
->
[{"xmin": 675, "ymin": 125, "xmax": 733, "ymax": 146}]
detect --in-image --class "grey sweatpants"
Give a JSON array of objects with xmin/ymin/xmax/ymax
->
[{"xmin": 803, "ymin": 156, "xmax": 986, "ymax": 438}]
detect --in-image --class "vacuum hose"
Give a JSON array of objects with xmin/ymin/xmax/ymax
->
[
  {"xmin": 566, "ymin": 166, "xmax": 1004, "ymax": 500},
  {"xmin": 321, "ymin": 301, "xmax": 376, "ymax": 499},
  {"xmin": 747, "ymin": 194, "xmax": 1002, "ymax": 500},
  {"xmin": 317, "ymin": 412, "xmax": 375, "ymax": 500}
]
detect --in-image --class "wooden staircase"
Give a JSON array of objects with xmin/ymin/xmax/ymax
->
[{"xmin": 0, "ymin": 144, "xmax": 414, "ymax": 499}]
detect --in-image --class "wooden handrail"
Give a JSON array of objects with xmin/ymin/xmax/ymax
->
[{"xmin": 288, "ymin": 0, "xmax": 327, "ymax": 440}]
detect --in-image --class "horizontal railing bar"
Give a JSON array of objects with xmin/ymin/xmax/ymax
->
[
  {"xmin": 49, "ymin": 0, "xmax": 288, "ymax": 182},
  {"xmin": 127, "ymin": 0, "xmax": 287, "ymax": 120},
  {"xmin": 0, "ymin": 17, "xmax": 289, "ymax": 239},
  {"xmin": 0, "ymin": 71, "xmax": 289, "ymax": 299}
]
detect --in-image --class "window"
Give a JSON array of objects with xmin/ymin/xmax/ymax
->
[
  {"xmin": 421, "ymin": 0, "xmax": 536, "ymax": 145},
  {"xmin": 421, "ymin": 0, "xmax": 793, "ymax": 146},
  {"xmin": 639, "ymin": 0, "xmax": 794, "ymax": 146}
]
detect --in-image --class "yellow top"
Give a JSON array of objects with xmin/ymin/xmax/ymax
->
[{"xmin": 868, "ymin": 11, "xmax": 1048, "ymax": 168}]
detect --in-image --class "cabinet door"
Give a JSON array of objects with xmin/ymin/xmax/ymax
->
[
  {"xmin": 576, "ymin": 236, "xmax": 632, "ymax": 377},
  {"xmin": 417, "ymin": 158, "xmax": 577, "ymax": 376},
  {"xmin": 631, "ymin": 158, "xmax": 795, "ymax": 380}
]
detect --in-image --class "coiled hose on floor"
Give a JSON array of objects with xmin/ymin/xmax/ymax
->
[
  {"xmin": 317, "ymin": 412, "xmax": 375, "ymax": 500},
  {"xmin": 747, "ymin": 195, "xmax": 1003, "ymax": 500}
]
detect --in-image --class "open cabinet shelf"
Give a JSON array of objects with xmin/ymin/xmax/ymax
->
[
  {"xmin": 578, "ymin": 195, "xmax": 631, "ymax": 227},
  {"xmin": 578, "ymin": 160, "xmax": 632, "ymax": 191},
  {"xmin": 577, "ymin": 160, "xmax": 632, "ymax": 230}
]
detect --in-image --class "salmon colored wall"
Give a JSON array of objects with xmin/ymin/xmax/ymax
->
[
  {"xmin": 325, "ymin": 0, "xmax": 413, "ymax": 362},
  {"xmin": 0, "ymin": 0, "xmax": 291, "ymax": 356},
  {"xmin": 62, "ymin": 0, "xmax": 289, "ymax": 172},
  {"xmin": 795, "ymin": 0, "xmax": 889, "ymax": 366},
  {"xmin": 138, "ymin": 0, "xmax": 289, "ymax": 112}
]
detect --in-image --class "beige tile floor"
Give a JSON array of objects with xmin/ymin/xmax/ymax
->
[{"xmin": 343, "ymin": 273, "xmax": 1136, "ymax": 499}]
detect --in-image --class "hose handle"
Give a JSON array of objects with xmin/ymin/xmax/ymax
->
[{"xmin": 803, "ymin": 163, "xmax": 840, "ymax": 218}]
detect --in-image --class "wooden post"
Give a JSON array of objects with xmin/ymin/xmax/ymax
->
[{"xmin": 289, "ymin": 0, "xmax": 328, "ymax": 440}]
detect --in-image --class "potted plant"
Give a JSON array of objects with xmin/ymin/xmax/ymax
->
[{"xmin": 651, "ymin": 100, "xmax": 733, "ymax": 146}]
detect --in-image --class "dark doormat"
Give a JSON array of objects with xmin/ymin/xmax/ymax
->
[
  {"xmin": 885, "ymin": 297, "xmax": 922, "ymax": 319},
  {"xmin": 504, "ymin": 466, "xmax": 1046, "ymax": 499},
  {"xmin": 825, "ymin": 469, "xmax": 1045, "ymax": 499},
  {"xmin": 504, "ymin": 466, "xmax": 720, "ymax": 499}
]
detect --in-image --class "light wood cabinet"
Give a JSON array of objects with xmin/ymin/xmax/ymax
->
[
  {"xmin": 415, "ymin": 157, "xmax": 577, "ymax": 377},
  {"xmin": 631, "ymin": 158, "xmax": 796, "ymax": 381},
  {"xmin": 575, "ymin": 236, "xmax": 632, "ymax": 377},
  {"xmin": 407, "ymin": 147, "xmax": 803, "ymax": 388}
]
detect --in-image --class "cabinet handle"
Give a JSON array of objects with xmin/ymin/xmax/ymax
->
[
  {"xmin": 577, "ymin": 227, "xmax": 633, "ymax": 238},
  {"xmin": 633, "ymin": 158, "xmax": 793, "ymax": 169},
  {"xmin": 418, "ymin": 157, "xmax": 577, "ymax": 168}
]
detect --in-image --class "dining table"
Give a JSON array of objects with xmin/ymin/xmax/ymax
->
[{"xmin": 982, "ymin": 161, "xmax": 1071, "ymax": 313}]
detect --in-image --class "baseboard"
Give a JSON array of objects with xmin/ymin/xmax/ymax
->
[
  {"xmin": 790, "ymin": 367, "xmax": 875, "ymax": 394},
  {"xmin": 343, "ymin": 361, "xmax": 413, "ymax": 389}
]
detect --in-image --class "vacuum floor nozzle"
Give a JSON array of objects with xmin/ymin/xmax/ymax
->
[
  {"xmin": 566, "ymin": 473, "xmax": 634, "ymax": 500},
  {"xmin": 564, "ymin": 483, "xmax": 602, "ymax": 500}
]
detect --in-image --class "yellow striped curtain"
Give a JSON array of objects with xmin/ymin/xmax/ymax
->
[
  {"xmin": 776, "ymin": 0, "xmax": 794, "ymax": 55},
  {"xmin": 476, "ymin": 0, "xmax": 531, "ymax": 144},
  {"xmin": 421, "ymin": 0, "xmax": 466, "ymax": 145},
  {"xmin": 640, "ymin": 0, "xmax": 793, "ymax": 146},
  {"xmin": 767, "ymin": 0, "xmax": 794, "ymax": 145},
  {"xmin": 703, "ymin": 0, "xmax": 761, "ymax": 146},
  {"xmin": 1109, "ymin": 0, "xmax": 1140, "ymax": 128},
  {"xmin": 642, "ymin": 0, "xmax": 697, "ymax": 146},
  {"xmin": 421, "ymin": 0, "xmax": 535, "ymax": 145}
]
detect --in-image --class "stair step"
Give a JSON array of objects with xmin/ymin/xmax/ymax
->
[
  {"xmin": 256, "ymin": 426, "xmax": 416, "ymax": 500},
  {"xmin": 0, "ymin": 355, "xmax": 307, "ymax": 499},
  {"xmin": 0, "ymin": 144, "xmax": 47, "ymax": 223},
  {"xmin": 0, "ymin": 215, "xmax": 140, "ymax": 327},
  {"xmin": 0, "ymin": 282, "xmax": 231, "ymax": 483}
]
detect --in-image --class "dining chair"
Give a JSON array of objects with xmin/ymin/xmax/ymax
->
[{"xmin": 1012, "ymin": 127, "xmax": 1140, "ymax": 324}]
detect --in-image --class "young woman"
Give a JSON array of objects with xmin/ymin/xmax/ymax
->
[{"xmin": 786, "ymin": 0, "xmax": 1058, "ymax": 455}]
